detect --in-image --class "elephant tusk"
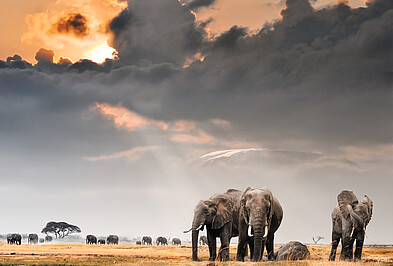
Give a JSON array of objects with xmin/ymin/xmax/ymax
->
[
  {"xmin": 248, "ymin": 225, "xmax": 253, "ymax": 237},
  {"xmin": 196, "ymin": 224, "xmax": 203, "ymax": 231},
  {"xmin": 183, "ymin": 228, "xmax": 192, "ymax": 233},
  {"xmin": 350, "ymin": 227, "xmax": 355, "ymax": 238},
  {"xmin": 263, "ymin": 225, "xmax": 268, "ymax": 238},
  {"xmin": 364, "ymin": 228, "xmax": 368, "ymax": 238}
]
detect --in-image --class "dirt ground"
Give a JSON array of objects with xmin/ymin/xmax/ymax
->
[{"xmin": 0, "ymin": 243, "xmax": 392, "ymax": 265}]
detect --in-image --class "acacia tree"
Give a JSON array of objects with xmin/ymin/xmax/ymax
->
[
  {"xmin": 41, "ymin": 221, "xmax": 81, "ymax": 238},
  {"xmin": 312, "ymin": 236, "xmax": 324, "ymax": 244}
]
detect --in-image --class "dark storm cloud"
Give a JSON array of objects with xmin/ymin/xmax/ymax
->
[
  {"xmin": 187, "ymin": 0, "xmax": 216, "ymax": 11},
  {"xmin": 52, "ymin": 13, "xmax": 89, "ymax": 37},
  {"xmin": 0, "ymin": 0, "xmax": 392, "ymax": 148},
  {"xmin": 0, "ymin": 54, "xmax": 32, "ymax": 69},
  {"xmin": 109, "ymin": 0, "xmax": 205, "ymax": 66}
]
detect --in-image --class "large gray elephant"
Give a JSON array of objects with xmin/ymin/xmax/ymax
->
[
  {"xmin": 184, "ymin": 188, "xmax": 242, "ymax": 261},
  {"xmin": 107, "ymin": 235, "xmax": 119, "ymax": 244},
  {"xmin": 86, "ymin": 234, "xmax": 97, "ymax": 244},
  {"xmin": 45, "ymin": 235, "xmax": 53, "ymax": 243},
  {"xmin": 275, "ymin": 241, "xmax": 310, "ymax": 261},
  {"xmin": 28, "ymin": 233, "xmax": 39, "ymax": 244},
  {"xmin": 237, "ymin": 187, "xmax": 283, "ymax": 262},
  {"xmin": 329, "ymin": 190, "xmax": 373, "ymax": 261},
  {"xmin": 142, "ymin": 236, "xmax": 152, "ymax": 245}
]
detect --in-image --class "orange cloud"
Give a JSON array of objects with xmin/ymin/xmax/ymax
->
[
  {"xmin": 171, "ymin": 130, "xmax": 214, "ymax": 144},
  {"xmin": 173, "ymin": 120, "xmax": 196, "ymax": 132},
  {"xmin": 21, "ymin": 0, "xmax": 126, "ymax": 63},
  {"xmin": 85, "ymin": 146, "xmax": 157, "ymax": 161},
  {"xmin": 94, "ymin": 103, "xmax": 169, "ymax": 131}
]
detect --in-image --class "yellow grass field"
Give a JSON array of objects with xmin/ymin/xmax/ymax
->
[{"xmin": 0, "ymin": 243, "xmax": 392, "ymax": 265}]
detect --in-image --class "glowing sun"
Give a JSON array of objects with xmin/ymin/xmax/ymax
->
[{"xmin": 90, "ymin": 41, "xmax": 117, "ymax": 63}]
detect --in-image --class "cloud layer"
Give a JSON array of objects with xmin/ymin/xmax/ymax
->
[{"xmin": 0, "ymin": 0, "xmax": 392, "ymax": 243}]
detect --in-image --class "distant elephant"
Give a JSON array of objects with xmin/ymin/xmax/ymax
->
[
  {"xmin": 39, "ymin": 238, "xmax": 45, "ymax": 243},
  {"xmin": 156, "ymin": 236, "xmax": 168, "ymax": 245},
  {"xmin": 136, "ymin": 240, "xmax": 142, "ymax": 245},
  {"xmin": 45, "ymin": 235, "xmax": 53, "ymax": 242},
  {"xmin": 86, "ymin": 234, "xmax": 97, "ymax": 244},
  {"xmin": 184, "ymin": 188, "xmax": 242, "ymax": 261},
  {"xmin": 107, "ymin": 235, "xmax": 119, "ymax": 245},
  {"xmin": 172, "ymin": 238, "xmax": 181, "ymax": 245},
  {"xmin": 329, "ymin": 190, "xmax": 373, "ymax": 261},
  {"xmin": 7, "ymin": 233, "xmax": 22, "ymax": 245},
  {"xmin": 199, "ymin": 236, "xmax": 207, "ymax": 246},
  {"xmin": 275, "ymin": 241, "xmax": 310, "ymax": 260},
  {"xmin": 98, "ymin": 239, "xmax": 106, "ymax": 245},
  {"xmin": 237, "ymin": 187, "xmax": 283, "ymax": 262},
  {"xmin": 142, "ymin": 236, "xmax": 152, "ymax": 245},
  {"xmin": 28, "ymin": 233, "xmax": 39, "ymax": 244}
]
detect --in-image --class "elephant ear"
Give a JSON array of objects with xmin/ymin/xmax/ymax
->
[
  {"xmin": 211, "ymin": 195, "xmax": 233, "ymax": 229},
  {"xmin": 337, "ymin": 190, "xmax": 358, "ymax": 218},
  {"xmin": 241, "ymin": 187, "xmax": 253, "ymax": 224},
  {"xmin": 362, "ymin": 195, "xmax": 373, "ymax": 225},
  {"xmin": 261, "ymin": 187, "xmax": 274, "ymax": 225}
]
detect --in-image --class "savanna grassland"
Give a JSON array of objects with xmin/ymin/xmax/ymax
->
[{"xmin": 0, "ymin": 244, "xmax": 392, "ymax": 265}]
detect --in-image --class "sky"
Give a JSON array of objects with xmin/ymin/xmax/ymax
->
[{"xmin": 0, "ymin": 0, "xmax": 392, "ymax": 245}]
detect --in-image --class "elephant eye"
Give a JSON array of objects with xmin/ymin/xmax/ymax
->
[{"xmin": 204, "ymin": 209, "xmax": 208, "ymax": 214}]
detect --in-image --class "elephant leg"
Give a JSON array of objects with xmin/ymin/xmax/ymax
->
[
  {"xmin": 329, "ymin": 232, "xmax": 341, "ymax": 261},
  {"xmin": 266, "ymin": 234, "xmax": 275, "ymax": 261},
  {"xmin": 354, "ymin": 232, "xmax": 365, "ymax": 261},
  {"xmin": 249, "ymin": 237, "xmax": 254, "ymax": 261},
  {"xmin": 207, "ymin": 231, "xmax": 217, "ymax": 261},
  {"xmin": 236, "ymin": 232, "xmax": 248, "ymax": 261},
  {"xmin": 218, "ymin": 225, "xmax": 231, "ymax": 261}
]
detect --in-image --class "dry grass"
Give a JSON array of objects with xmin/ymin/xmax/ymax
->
[{"xmin": 0, "ymin": 243, "xmax": 392, "ymax": 265}]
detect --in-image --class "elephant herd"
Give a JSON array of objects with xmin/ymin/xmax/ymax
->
[
  {"xmin": 86, "ymin": 234, "xmax": 119, "ymax": 245},
  {"xmin": 184, "ymin": 187, "xmax": 373, "ymax": 262},
  {"xmin": 6, "ymin": 233, "xmax": 52, "ymax": 245},
  {"xmin": 138, "ymin": 236, "xmax": 181, "ymax": 246}
]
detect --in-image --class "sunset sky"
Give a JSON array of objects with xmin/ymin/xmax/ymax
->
[{"xmin": 0, "ymin": 0, "xmax": 392, "ymax": 244}]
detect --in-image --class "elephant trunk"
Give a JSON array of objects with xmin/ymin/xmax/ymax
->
[
  {"xmin": 192, "ymin": 229, "xmax": 199, "ymax": 261},
  {"xmin": 191, "ymin": 216, "xmax": 204, "ymax": 261},
  {"xmin": 252, "ymin": 217, "xmax": 266, "ymax": 262},
  {"xmin": 348, "ymin": 205, "xmax": 364, "ymax": 230}
]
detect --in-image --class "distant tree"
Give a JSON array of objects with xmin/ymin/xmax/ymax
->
[
  {"xmin": 312, "ymin": 236, "xmax": 324, "ymax": 244},
  {"xmin": 41, "ymin": 221, "xmax": 81, "ymax": 238}
]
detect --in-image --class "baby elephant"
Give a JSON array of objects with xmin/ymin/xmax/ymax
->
[{"xmin": 275, "ymin": 241, "xmax": 310, "ymax": 261}]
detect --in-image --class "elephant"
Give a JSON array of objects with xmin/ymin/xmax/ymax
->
[
  {"xmin": 86, "ymin": 234, "xmax": 97, "ymax": 244},
  {"xmin": 136, "ymin": 240, "xmax": 142, "ymax": 245},
  {"xmin": 39, "ymin": 238, "xmax": 45, "ymax": 243},
  {"xmin": 7, "ymin": 233, "xmax": 22, "ymax": 245},
  {"xmin": 45, "ymin": 235, "xmax": 53, "ymax": 242},
  {"xmin": 28, "ymin": 233, "xmax": 39, "ymax": 244},
  {"xmin": 199, "ymin": 235, "xmax": 207, "ymax": 246},
  {"xmin": 237, "ymin": 187, "xmax": 283, "ymax": 262},
  {"xmin": 184, "ymin": 188, "xmax": 242, "ymax": 261},
  {"xmin": 329, "ymin": 190, "xmax": 373, "ymax": 261},
  {"xmin": 107, "ymin": 235, "xmax": 119, "ymax": 245},
  {"xmin": 156, "ymin": 236, "xmax": 168, "ymax": 245},
  {"xmin": 172, "ymin": 238, "xmax": 181, "ymax": 245},
  {"xmin": 275, "ymin": 241, "xmax": 310, "ymax": 261},
  {"xmin": 142, "ymin": 236, "xmax": 152, "ymax": 245},
  {"xmin": 98, "ymin": 239, "xmax": 106, "ymax": 245}
]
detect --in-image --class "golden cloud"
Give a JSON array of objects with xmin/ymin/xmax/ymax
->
[{"xmin": 94, "ymin": 103, "xmax": 169, "ymax": 131}]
